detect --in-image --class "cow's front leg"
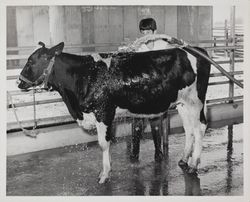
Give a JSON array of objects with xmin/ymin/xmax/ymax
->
[
  {"xmin": 93, "ymin": 97, "xmax": 115, "ymax": 183},
  {"xmin": 96, "ymin": 121, "xmax": 112, "ymax": 184}
]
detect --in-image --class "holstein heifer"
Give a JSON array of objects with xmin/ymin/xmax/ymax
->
[{"xmin": 18, "ymin": 41, "xmax": 211, "ymax": 183}]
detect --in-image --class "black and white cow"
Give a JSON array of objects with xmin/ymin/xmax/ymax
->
[{"xmin": 18, "ymin": 41, "xmax": 211, "ymax": 183}]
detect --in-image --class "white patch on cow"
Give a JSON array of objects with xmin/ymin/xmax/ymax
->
[
  {"xmin": 91, "ymin": 53, "xmax": 102, "ymax": 62},
  {"xmin": 177, "ymin": 103, "xmax": 194, "ymax": 162},
  {"xmin": 76, "ymin": 112, "xmax": 97, "ymax": 130},
  {"xmin": 190, "ymin": 122, "xmax": 205, "ymax": 167},
  {"xmin": 96, "ymin": 121, "xmax": 111, "ymax": 184},
  {"xmin": 187, "ymin": 53, "xmax": 197, "ymax": 74},
  {"xmin": 91, "ymin": 53, "xmax": 112, "ymax": 69},
  {"xmin": 131, "ymin": 77, "xmax": 140, "ymax": 83},
  {"xmin": 96, "ymin": 122, "xmax": 108, "ymax": 150},
  {"xmin": 176, "ymin": 77, "xmax": 207, "ymax": 168},
  {"xmin": 102, "ymin": 57, "xmax": 112, "ymax": 68},
  {"xmin": 142, "ymin": 73, "xmax": 150, "ymax": 79},
  {"xmin": 176, "ymin": 77, "xmax": 201, "ymax": 107}
]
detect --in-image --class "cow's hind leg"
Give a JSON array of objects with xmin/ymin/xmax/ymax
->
[
  {"xmin": 177, "ymin": 103, "xmax": 194, "ymax": 170},
  {"xmin": 188, "ymin": 108, "xmax": 207, "ymax": 174},
  {"xmin": 96, "ymin": 122, "xmax": 111, "ymax": 184},
  {"xmin": 177, "ymin": 102, "xmax": 206, "ymax": 174}
]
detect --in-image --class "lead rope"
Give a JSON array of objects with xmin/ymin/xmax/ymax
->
[
  {"xmin": 12, "ymin": 57, "xmax": 55, "ymax": 138},
  {"xmin": 8, "ymin": 89, "xmax": 38, "ymax": 138},
  {"xmin": 32, "ymin": 86, "xmax": 38, "ymax": 133}
]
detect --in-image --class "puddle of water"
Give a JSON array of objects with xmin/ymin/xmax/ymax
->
[{"xmin": 7, "ymin": 123, "xmax": 243, "ymax": 196}]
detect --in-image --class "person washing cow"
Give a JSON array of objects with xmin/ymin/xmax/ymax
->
[
  {"xmin": 119, "ymin": 17, "xmax": 184, "ymax": 162},
  {"xmin": 137, "ymin": 17, "xmax": 174, "ymax": 51},
  {"xmin": 119, "ymin": 17, "xmax": 185, "ymax": 52}
]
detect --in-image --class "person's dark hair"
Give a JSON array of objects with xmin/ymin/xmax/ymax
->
[{"xmin": 139, "ymin": 18, "xmax": 157, "ymax": 32}]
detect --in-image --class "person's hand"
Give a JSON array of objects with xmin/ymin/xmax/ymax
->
[{"xmin": 169, "ymin": 37, "xmax": 185, "ymax": 45}]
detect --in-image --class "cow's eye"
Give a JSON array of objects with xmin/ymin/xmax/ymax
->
[
  {"xmin": 41, "ymin": 55, "xmax": 48, "ymax": 61},
  {"xmin": 28, "ymin": 59, "xmax": 33, "ymax": 65}
]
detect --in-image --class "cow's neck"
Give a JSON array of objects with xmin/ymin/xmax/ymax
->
[
  {"xmin": 47, "ymin": 53, "xmax": 94, "ymax": 120},
  {"xmin": 48, "ymin": 53, "xmax": 93, "ymax": 89}
]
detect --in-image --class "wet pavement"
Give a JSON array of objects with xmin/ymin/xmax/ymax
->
[{"xmin": 7, "ymin": 123, "xmax": 243, "ymax": 196}]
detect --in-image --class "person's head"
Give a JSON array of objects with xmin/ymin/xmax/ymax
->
[{"xmin": 139, "ymin": 18, "xmax": 157, "ymax": 35}]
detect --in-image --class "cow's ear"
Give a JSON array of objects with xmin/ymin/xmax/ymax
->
[
  {"xmin": 48, "ymin": 42, "xmax": 64, "ymax": 56},
  {"xmin": 38, "ymin": 41, "xmax": 46, "ymax": 48}
]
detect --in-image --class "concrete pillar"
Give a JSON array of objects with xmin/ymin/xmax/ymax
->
[
  {"xmin": 64, "ymin": 6, "xmax": 82, "ymax": 45},
  {"xmin": 15, "ymin": 6, "xmax": 34, "ymax": 66},
  {"xmin": 197, "ymin": 6, "xmax": 213, "ymax": 47},
  {"xmin": 81, "ymin": 6, "xmax": 95, "ymax": 52},
  {"xmin": 7, "ymin": 7, "xmax": 18, "ymax": 67},
  {"xmin": 16, "ymin": 6, "xmax": 34, "ymax": 47},
  {"xmin": 177, "ymin": 6, "xmax": 212, "ymax": 45},
  {"xmin": 94, "ymin": 6, "xmax": 109, "ymax": 52},
  {"xmin": 7, "ymin": 7, "xmax": 18, "ymax": 48},
  {"xmin": 164, "ymin": 6, "xmax": 177, "ymax": 37},
  {"xmin": 32, "ymin": 7, "xmax": 50, "ymax": 45},
  {"xmin": 123, "ymin": 6, "xmax": 138, "ymax": 42},
  {"xmin": 177, "ymin": 6, "xmax": 199, "ymax": 43},
  {"xmin": 49, "ymin": 6, "xmax": 65, "ymax": 45}
]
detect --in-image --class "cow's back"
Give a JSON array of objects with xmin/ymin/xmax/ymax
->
[{"xmin": 108, "ymin": 48, "xmax": 200, "ymax": 114}]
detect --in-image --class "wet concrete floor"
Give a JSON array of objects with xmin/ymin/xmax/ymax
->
[{"xmin": 7, "ymin": 123, "xmax": 243, "ymax": 196}]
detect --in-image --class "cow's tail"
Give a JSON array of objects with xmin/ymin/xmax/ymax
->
[{"xmin": 182, "ymin": 46, "xmax": 211, "ymax": 125}]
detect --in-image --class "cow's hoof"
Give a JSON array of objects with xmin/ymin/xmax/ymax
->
[
  {"xmin": 98, "ymin": 176, "xmax": 109, "ymax": 184},
  {"xmin": 187, "ymin": 166, "xmax": 198, "ymax": 175},
  {"xmin": 130, "ymin": 155, "xmax": 139, "ymax": 163},
  {"xmin": 155, "ymin": 151, "xmax": 164, "ymax": 162},
  {"xmin": 178, "ymin": 159, "xmax": 188, "ymax": 170},
  {"xmin": 98, "ymin": 174, "xmax": 109, "ymax": 184},
  {"xmin": 98, "ymin": 171, "xmax": 110, "ymax": 184}
]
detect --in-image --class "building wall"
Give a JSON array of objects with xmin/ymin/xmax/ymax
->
[
  {"xmin": 177, "ymin": 6, "xmax": 213, "ymax": 46},
  {"xmin": 7, "ymin": 6, "xmax": 213, "ymax": 52}
]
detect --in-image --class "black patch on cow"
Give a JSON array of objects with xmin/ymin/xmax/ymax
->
[
  {"xmin": 183, "ymin": 47, "xmax": 211, "ymax": 104},
  {"xmin": 200, "ymin": 107, "xmax": 207, "ymax": 124},
  {"xmin": 60, "ymin": 88, "xmax": 83, "ymax": 120},
  {"xmin": 107, "ymin": 49, "xmax": 196, "ymax": 114}
]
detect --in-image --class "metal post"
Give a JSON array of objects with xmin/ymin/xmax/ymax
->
[
  {"xmin": 224, "ymin": 20, "xmax": 228, "ymax": 57},
  {"xmin": 226, "ymin": 124, "xmax": 233, "ymax": 193},
  {"xmin": 229, "ymin": 6, "xmax": 235, "ymax": 103},
  {"xmin": 213, "ymin": 36, "xmax": 216, "ymax": 56},
  {"xmin": 227, "ymin": 124, "xmax": 233, "ymax": 151},
  {"xmin": 213, "ymin": 36, "xmax": 216, "ymax": 47}
]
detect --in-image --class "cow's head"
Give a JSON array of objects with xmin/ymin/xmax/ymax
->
[{"xmin": 17, "ymin": 41, "xmax": 64, "ymax": 90}]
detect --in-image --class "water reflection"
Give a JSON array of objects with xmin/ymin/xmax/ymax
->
[
  {"xmin": 130, "ymin": 165, "xmax": 146, "ymax": 195},
  {"xmin": 149, "ymin": 162, "xmax": 169, "ymax": 195},
  {"xmin": 182, "ymin": 170, "xmax": 201, "ymax": 195},
  {"xmin": 122, "ymin": 160, "xmax": 169, "ymax": 195}
]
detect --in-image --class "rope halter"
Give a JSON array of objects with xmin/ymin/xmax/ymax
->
[{"xmin": 18, "ymin": 56, "xmax": 55, "ymax": 89}]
